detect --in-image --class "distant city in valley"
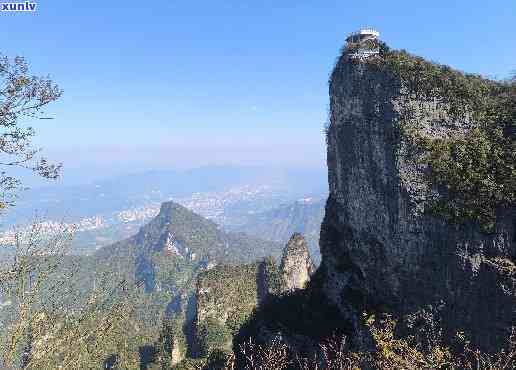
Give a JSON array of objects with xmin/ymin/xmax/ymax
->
[
  {"xmin": 1, "ymin": 2, "xmax": 513, "ymax": 368},
  {"xmin": 0, "ymin": 166, "xmax": 328, "ymax": 257}
]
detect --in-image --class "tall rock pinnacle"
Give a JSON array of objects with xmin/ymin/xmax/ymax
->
[
  {"xmin": 319, "ymin": 43, "xmax": 516, "ymax": 351},
  {"xmin": 280, "ymin": 233, "xmax": 315, "ymax": 291}
]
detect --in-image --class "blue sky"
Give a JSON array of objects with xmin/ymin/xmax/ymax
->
[{"xmin": 1, "ymin": 0, "xmax": 515, "ymax": 183}]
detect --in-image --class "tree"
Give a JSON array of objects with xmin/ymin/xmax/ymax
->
[
  {"xmin": 0, "ymin": 221, "xmax": 142, "ymax": 369},
  {"xmin": 0, "ymin": 54, "xmax": 62, "ymax": 208}
]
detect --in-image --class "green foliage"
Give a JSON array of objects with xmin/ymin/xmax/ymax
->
[
  {"xmin": 0, "ymin": 218, "xmax": 196, "ymax": 369},
  {"xmin": 237, "ymin": 285, "xmax": 348, "ymax": 343},
  {"xmin": 152, "ymin": 252, "xmax": 198, "ymax": 293},
  {"xmin": 1, "ymin": 270, "xmax": 144, "ymax": 369},
  {"xmin": 197, "ymin": 318, "xmax": 232, "ymax": 358},
  {"xmin": 376, "ymin": 48, "xmax": 516, "ymax": 230},
  {"xmin": 197, "ymin": 264, "xmax": 259, "ymax": 332},
  {"xmin": 416, "ymin": 123, "xmax": 515, "ymax": 230},
  {"xmin": 232, "ymin": 311, "xmax": 516, "ymax": 369},
  {"xmin": 175, "ymin": 263, "xmax": 259, "ymax": 364},
  {"xmin": 205, "ymin": 349, "xmax": 233, "ymax": 370},
  {"xmin": 262, "ymin": 256, "xmax": 283, "ymax": 295},
  {"xmin": 365, "ymin": 313, "xmax": 453, "ymax": 369},
  {"xmin": 171, "ymin": 357, "xmax": 207, "ymax": 370},
  {"xmin": 0, "ymin": 54, "xmax": 62, "ymax": 208},
  {"xmin": 196, "ymin": 264, "xmax": 259, "ymax": 354},
  {"xmin": 379, "ymin": 49, "xmax": 495, "ymax": 121},
  {"xmin": 79, "ymin": 201, "xmax": 282, "ymax": 368}
]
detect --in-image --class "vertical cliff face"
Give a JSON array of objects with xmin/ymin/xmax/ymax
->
[
  {"xmin": 321, "ymin": 49, "xmax": 516, "ymax": 350},
  {"xmin": 195, "ymin": 263, "xmax": 260, "ymax": 356}
]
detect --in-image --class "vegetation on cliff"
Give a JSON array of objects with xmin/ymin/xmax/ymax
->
[
  {"xmin": 228, "ymin": 313, "xmax": 516, "ymax": 370},
  {"xmin": 330, "ymin": 43, "xmax": 515, "ymax": 231},
  {"xmin": 196, "ymin": 264, "xmax": 259, "ymax": 356},
  {"xmin": 0, "ymin": 201, "xmax": 283, "ymax": 368},
  {"xmin": 2, "ymin": 41, "xmax": 514, "ymax": 369},
  {"xmin": 378, "ymin": 46, "xmax": 515, "ymax": 231}
]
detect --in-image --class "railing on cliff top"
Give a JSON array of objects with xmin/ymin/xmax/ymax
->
[{"xmin": 345, "ymin": 28, "xmax": 380, "ymax": 59}]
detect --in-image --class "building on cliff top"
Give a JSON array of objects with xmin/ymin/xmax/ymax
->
[{"xmin": 345, "ymin": 28, "xmax": 380, "ymax": 58}]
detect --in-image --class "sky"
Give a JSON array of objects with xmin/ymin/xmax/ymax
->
[{"xmin": 1, "ymin": 0, "xmax": 515, "ymax": 184}]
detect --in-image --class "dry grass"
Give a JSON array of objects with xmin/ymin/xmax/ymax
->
[{"xmin": 216, "ymin": 316, "xmax": 516, "ymax": 370}]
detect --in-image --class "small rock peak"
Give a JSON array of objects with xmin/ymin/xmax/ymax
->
[
  {"xmin": 157, "ymin": 201, "xmax": 193, "ymax": 223},
  {"xmin": 283, "ymin": 233, "xmax": 310, "ymax": 256},
  {"xmin": 280, "ymin": 233, "xmax": 315, "ymax": 291},
  {"xmin": 157, "ymin": 201, "xmax": 180, "ymax": 218}
]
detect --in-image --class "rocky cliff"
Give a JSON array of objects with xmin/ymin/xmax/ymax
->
[
  {"xmin": 320, "ymin": 44, "xmax": 516, "ymax": 351},
  {"xmin": 195, "ymin": 263, "xmax": 260, "ymax": 356},
  {"xmin": 280, "ymin": 233, "xmax": 315, "ymax": 291},
  {"xmin": 92, "ymin": 201, "xmax": 284, "ymax": 367},
  {"xmin": 97, "ymin": 201, "xmax": 283, "ymax": 292},
  {"xmin": 168, "ymin": 234, "xmax": 315, "ymax": 364},
  {"xmin": 230, "ymin": 199, "xmax": 326, "ymax": 264},
  {"xmin": 161, "ymin": 43, "xmax": 515, "ymax": 369}
]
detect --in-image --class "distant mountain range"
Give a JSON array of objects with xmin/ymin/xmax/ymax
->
[
  {"xmin": 0, "ymin": 165, "xmax": 328, "ymax": 255},
  {"xmin": 0, "ymin": 199, "xmax": 285, "ymax": 350},
  {"xmin": 3, "ymin": 165, "xmax": 327, "ymax": 225},
  {"xmin": 0, "ymin": 165, "xmax": 327, "ymax": 367},
  {"xmin": 96, "ymin": 201, "xmax": 283, "ymax": 292},
  {"xmin": 227, "ymin": 198, "xmax": 325, "ymax": 264}
]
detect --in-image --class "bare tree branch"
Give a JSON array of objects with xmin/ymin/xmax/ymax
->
[{"xmin": 0, "ymin": 53, "xmax": 63, "ymax": 208}]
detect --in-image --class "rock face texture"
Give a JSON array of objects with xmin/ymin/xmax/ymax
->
[
  {"xmin": 166, "ymin": 292, "xmax": 190, "ymax": 366},
  {"xmin": 231, "ymin": 199, "xmax": 326, "ymax": 265},
  {"xmin": 280, "ymin": 233, "xmax": 316, "ymax": 291},
  {"xmin": 321, "ymin": 49, "xmax": 516, "ymax": 351},
  {"xmin": 97, "ymin": 201, "xmax": 282, "ymax": 292},
  {"xmin": 191, "ymin": 234, "xmax": 315, "ymax": 356},
  {"xmin": 195, "ymin": 263, "xmax": 260, "ymax": 355}
]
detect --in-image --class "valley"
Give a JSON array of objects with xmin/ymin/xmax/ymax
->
[
  {"xmin": 0, "ymin": 166, "xmax": 328, "ymax": 256},
  {"xmin": 0, "ymin": 5, "xmax": 514, "ymax": 368}
]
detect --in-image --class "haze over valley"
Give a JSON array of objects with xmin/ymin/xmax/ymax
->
[
  {"xmin": 0, "ymin": 166, "xmax": 327, "ymax": 259},
  {"xmin": 0, "ymin": 1, "xmax": 514, "ymax": 369}
]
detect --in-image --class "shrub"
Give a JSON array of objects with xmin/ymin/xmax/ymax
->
[
  {"xmin": 197, "ymin": 318, "xmax": 232, "ymax": 358},
  {"xmin": 379, "ymin": 49, "xmax": 515, "ymax": 231}
]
